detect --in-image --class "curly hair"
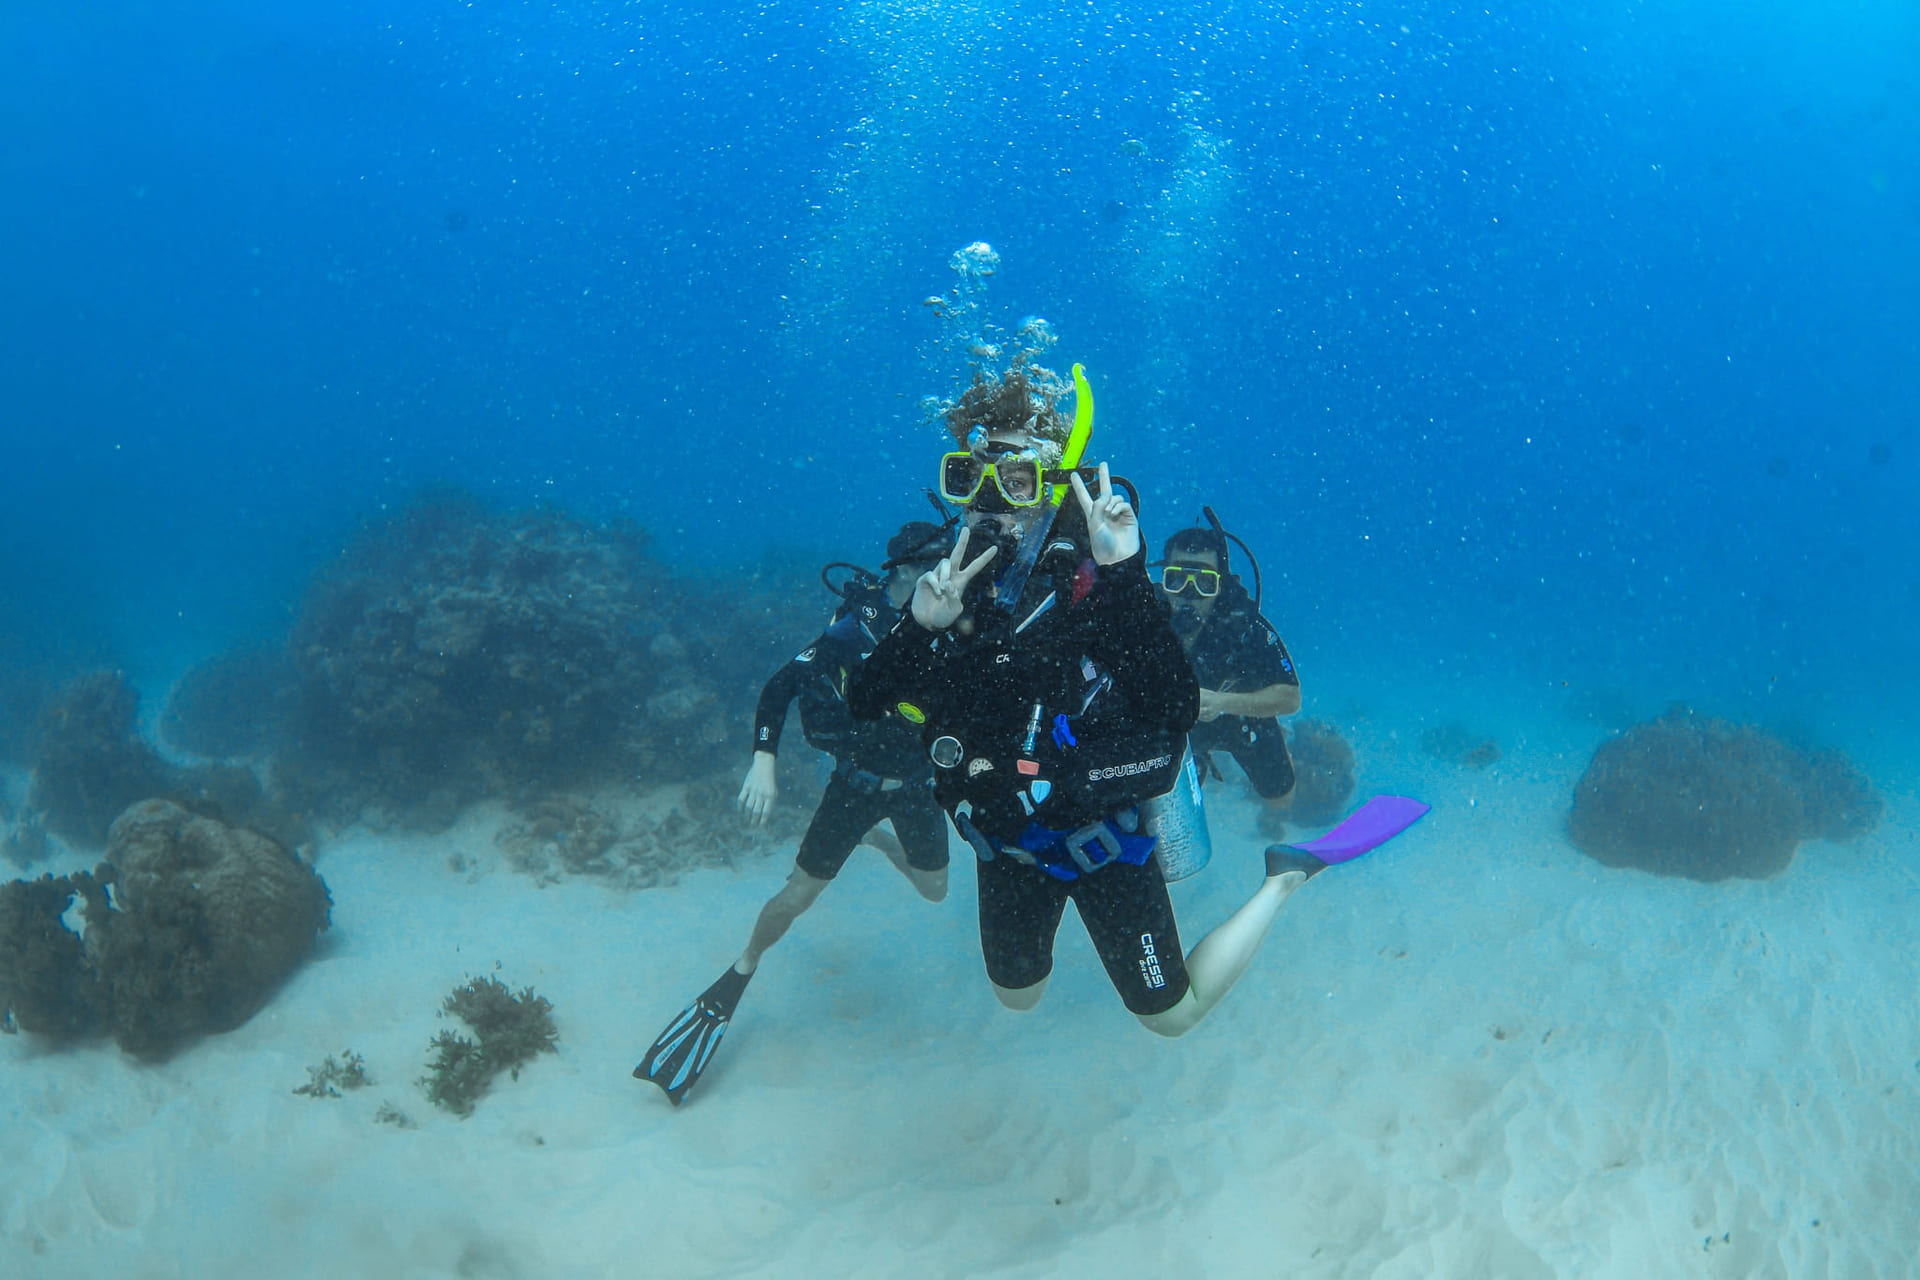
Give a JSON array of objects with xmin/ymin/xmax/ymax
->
[{"xmin": 941, "ymin": 366, "xmax": 1074, "ymax": 463}]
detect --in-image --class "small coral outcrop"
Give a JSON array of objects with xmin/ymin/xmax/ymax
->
[
  {"xmin": 1287, "ymin": 719, "xmax": 1357, "ymax": 827},
  {"xmin": 1420, "ymin": 722, "xmax": 1502, "ymax": 770},
  {"xmin": 294, "ymin": 1049, "xmax": 371, "ymax": 1098},
  {"xmin": 1569, "ymin": 707, "xmax": 1882, "ymax": 881},
  {"xmin": 0, "ymin": 800, "xmax": 332, "ymax": 1058}
]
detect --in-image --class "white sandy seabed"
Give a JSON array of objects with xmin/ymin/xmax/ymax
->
[{"xmin": 2, "ymin": 724, "xmax": 1917, "ymax": 1280}]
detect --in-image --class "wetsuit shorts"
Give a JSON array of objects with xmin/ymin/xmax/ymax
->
[
  {"xmin": 795, "ymin": 770, "xmax": 950, "ymax": 881},
  {"xmin": 1193, "ymin": 715, "xmax": 1296, "ymax": 800},
  {"xmin": 974, "ymin": 852, "xmax": 1191, "ymax": 1016}
]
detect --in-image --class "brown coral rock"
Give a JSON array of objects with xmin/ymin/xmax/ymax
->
[
  {"xmin": 97, "ymin": 799, "xmax": 332, "ymax": 1058},
  {"xmin": 0, "ymin": 870, "xmax": 112, "ymax": 1038}
]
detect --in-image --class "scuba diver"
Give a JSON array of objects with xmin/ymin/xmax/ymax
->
[
  {"xmin": 1157, "ymin": 514, "xmax": 1302, "ymax": 814},
  {"xmin": 848, "ymin": 365, "xmax": 1428, "ymax": 1035},
  {"xmin": 634, "ymin": 518, "xmax": 956, "ymax": 1105}
]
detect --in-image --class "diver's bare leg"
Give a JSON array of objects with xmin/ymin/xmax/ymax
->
[
  {"xmin": 861, "ymin": 822, "xmax": 948, "ymax": 902},
  {"xmin": 991, "ymin": 977, "xmax": 1048, "ymax": 1011},
  {"xmin": 737, "ymin": 867, "xmax": 831, "ymax": 975},
  {"xmin": 903, "ymin": 864, "xmax": 948, "ymax": 902},
  {"xmin": 1135, "ymin": 870, "xmax": 1308, "ymax": 1038}
]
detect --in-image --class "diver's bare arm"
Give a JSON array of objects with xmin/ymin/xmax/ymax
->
[{"xmin": 1208, "ymin": 682, "xmax": 1301, "ymax": 718}]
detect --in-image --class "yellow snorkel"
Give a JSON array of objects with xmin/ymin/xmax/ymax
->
[{"xmin": 1051, "ymin": 362, "xmax": 1095, "ymax": 506}]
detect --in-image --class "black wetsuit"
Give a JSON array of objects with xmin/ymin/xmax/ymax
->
[
  {"xmin": 848, "ymin": 543, "xmax": 1199, "ymax": 1015},
  {"xmin": 752, "ymin": 585, "xmax": 948, "ymax": 881},
  {"xmin": 1183, "ymin": 580, "xmax": 1300, "ymax": 799}
]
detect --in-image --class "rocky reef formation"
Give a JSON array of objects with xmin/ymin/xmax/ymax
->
[
  {"xmin": 8, "ymin": 670, "xmax": 310, "ymax": 860},
  {"xmin": 0, "ymin": 800, "xmax": 331, "ymax": 1058},
  {"xmin": 20, "ymin": 495, "xmax": 840, "ymax": 867},
  {"xmin": 25, "ymin": 671, "xmax": 176, "ymax": 847},
  {"xmin": 1286, "ymin": 718, "xmax": 1358, "ymax": 828},
  {"xmin": 0, "ymin": 668, "xmax": 54, "ymax": 767},
  {"xmin": 274, "ymin": 495, "xmax": 812, "ymax": 829},
  {"xmin": 161, "ymin": 649, "xmax": 295, "ymax": 759},
  {"xmin": 0, "ymin": 797, "xmax": 49, "ymax": 870},
  {"xmin": 1569, "ymin": 707, "xmax": 1882, "ymax": 881}
]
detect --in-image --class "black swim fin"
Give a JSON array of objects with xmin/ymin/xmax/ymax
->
[{"xmin": 633, "ymin": 965, "xmax": 752, "ymax": 1105}]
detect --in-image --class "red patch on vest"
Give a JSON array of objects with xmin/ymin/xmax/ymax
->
[{"xmin": 1071, "ymin": 558, "xmax": 1098, "ymax": 605}]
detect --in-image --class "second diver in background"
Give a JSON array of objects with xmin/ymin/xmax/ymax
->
[
  {"xmin": 1157, "ymin": 515, "xmax": 1302, "ymax": 826},
  {"xmin": 634, "ymin": 521, "xmax": 956, "ymax": 1105}
]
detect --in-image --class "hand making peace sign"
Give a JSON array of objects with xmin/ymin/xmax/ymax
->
[
  {"xmin": 910, "ymin": 525, "xmax": 1000, "ymax": 630},
  {"xmin": 1069, "ymin": 461, "xmax": 1139, "ymax": 567}
]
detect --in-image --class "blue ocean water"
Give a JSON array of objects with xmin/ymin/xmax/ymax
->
[{"xmin": 2, "ymin": 0, "xmax": 1914, "ymax": 745}]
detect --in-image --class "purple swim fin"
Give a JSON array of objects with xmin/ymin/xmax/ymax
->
[{"xmin": 1265, "ymin": 795, "xmax": 1430, "ymax": 878}]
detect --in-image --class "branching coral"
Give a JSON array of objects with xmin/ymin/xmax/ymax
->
[
  {"xmin": 1569, "ymin": 707, "xmax": 1882, "ymax": 881},
  {"xmin": 294, "ymin": 1050, "xmax": 371, "ymax": 1098},
  {"xmin": 0, "ymin": 668, "xmax": 55, "ymax": 768},
  {"xmin": 0, "ymin": 805, "xmax": 50, "ymax": 869},
  {"xmin": 420, "ymin": 976, "xmax": 559, "ymax": 1117},
  {"xmin": 421, "ymin": 1032, "xmax": 494, "ymax": 1117},
  {"xmin": 1793, "ymin": 747, "xmax": 1883, "ymax": 843}
]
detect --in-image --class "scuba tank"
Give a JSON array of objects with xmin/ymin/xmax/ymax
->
[{"xmin": 1141, "ymin": 745, "xmax": 1213, "ymax": 881}]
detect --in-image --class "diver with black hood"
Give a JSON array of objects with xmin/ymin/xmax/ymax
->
[
  {"xmin": 848, "ymin": 365, "xmax": 1380, "ymax": 1035},
  {"xmin": 633, "ymin": 518, "xmax": 956, "ymax": 1104}
]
